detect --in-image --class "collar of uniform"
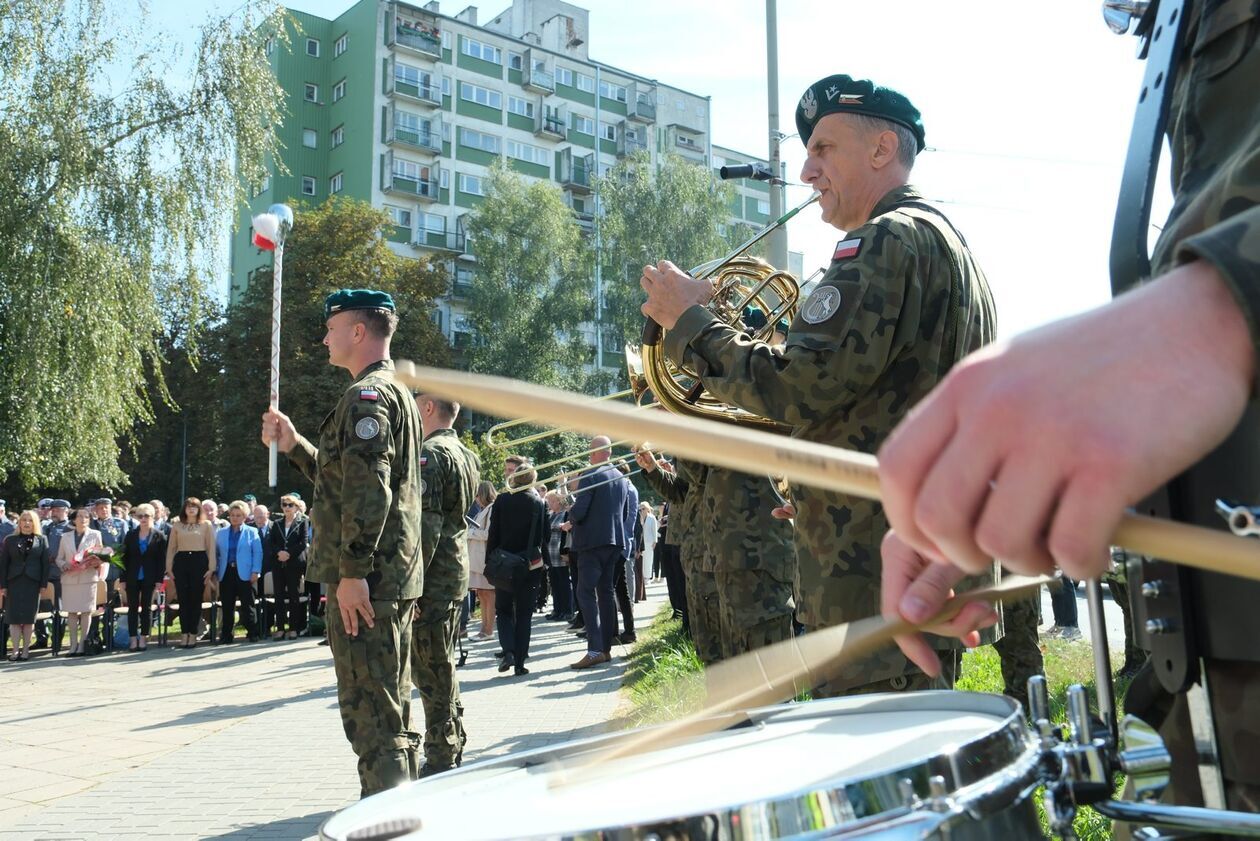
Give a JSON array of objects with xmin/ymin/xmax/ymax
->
[
  {"xmin": 869, "ymin": 184, "xmax": 923, "ymax": 220},
  {"xmin": 423, "ymin": 427, "xmax": 457, "ymax": 442},
  {"xmin": 352, "ymin": 357, "xmax": 395, "ymax": 382}
]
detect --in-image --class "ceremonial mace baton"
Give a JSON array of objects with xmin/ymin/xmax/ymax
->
[{"xmin": 252, "ymin": 204, "xmax": 294, "ymax": 490}]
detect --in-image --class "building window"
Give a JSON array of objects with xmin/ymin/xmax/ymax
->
[
  {"xmin": 439, "ymin": 169, "xmax": 450, "ymax": 189},
  {"xmin": 441, "ymin": 30, "xmax": 452, "ymax": 49},
  {"xmin": 302, "ymin": 128, "xmax": 317, "ymax": 148},
  {"xmin": 388, "ymin": 206, "xmax": 414, "ymax": 228},
  {"xmin": 459, "ymin": 82, "xmax": 502, "ymax": 110},
  {"xmin": 304, "ymin": 83, "xmax": 318, "ymax": 102},
  {"xmin": 598, "ymin": 81, "xmax": 627, "ymax": 102},
  {"xmin": 696, "ymin": 104, "xmax": 705, "ymax": 117},
  {"xmin": 334, "ymin": 33, "xmax": 347, "ymax": 57},
  {"xmin": 572, "ymin": 114, "xmax": 594, "ymax": 135},
  {"xmin": 331, "ymin": 124, "xmax": 344, "ymax": 147},
  {"xmin": 506, "ymin": 139, "xmax": 547, "ymax": 166},
  {"xmin": 264, "ymin": 36, "xmax": 275, "ymax": 57},
  {"xmin": 301, "ymin": 176, "xmax": 316, "ymax": 196},
  {"xmin": 508, "ymin": 51, "xmax": 523, "ymax": 70},
  {"xmin": 507, "ymin": 95, "xmax": 534, "ymax": 118},
  {"xmin": 555, "ymin": 67, "xmax": 573, "ymax": 87},
  {"xmin": 459, "ymin": 127, "xmax": 500, "ymax": 154},
  {"xmin": 306, "ymin": 38, "xmax": 320, "ymax": 57},
  {"xmin": 332, "ymin": 79, "xmax": 346, "ymax": 102},
  {"xmin": 459, "ymin": 173, "xmax": 485, "ymax": 196},
  {"xmin": 461, "ymin": 37, "xmax": 502, "ymax": 64},
  {"xmin": 421, "ymin": 212, "xmax": 445, "ymax": 234},
  {"xmin": 576, "ymin": 73, "xmax": 594, "ymax": 93},
  {"xmin": 756, "ymin": 199, "xmax": 771, "ymax": 215},
  {"xmin": 600, "ymin": 122, "xmax": 616, "ymax": 142},
  {"xmin": 442, "ymin": 76, "xmax": 451, "ymax": 97},
  {"xmin": 330, "ymin": 172, "xmax": 343, "ymax": 194}
]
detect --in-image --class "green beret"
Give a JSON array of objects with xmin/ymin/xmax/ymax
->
[
  {"xmin": 795, "ymin": 74, "xmax": 925, "ymax": 152},
  {"xmin": 324, "ymin": 289, "xmax": 396, "ymax": 320}
]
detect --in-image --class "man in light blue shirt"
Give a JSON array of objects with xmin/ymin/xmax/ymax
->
[{"xmin": 214, "ymin": 501, "xmax": 263, "ymax": 643}]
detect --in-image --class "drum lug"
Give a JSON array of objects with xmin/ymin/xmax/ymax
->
[{"xmin": 1117, "ymin": 715, "xmax": 1171, "ymax": 803}]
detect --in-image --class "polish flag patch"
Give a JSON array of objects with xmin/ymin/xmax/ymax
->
[
  {"xmin": 833, "ymin": 237, "xmax": 862, "ymax": 260},
  {"xmin": 359, "ymin": 387, "xmax": 380, "ymax": 402}
]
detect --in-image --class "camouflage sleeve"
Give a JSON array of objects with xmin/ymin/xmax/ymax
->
[
  {"xmin": 642, "ymin": 462, "xmax": 689, "ymax": 504},
  {"xmin": 419, "ymin": 442, "xmax": 444, "ymax": 572},
  {"xmin": 286, "ymin": 433, "xmax": 319, "ymax": 483},
  {"xmin": 338, "ymin": 394, "xmax": 395, "ymax": 580},
  {"xmin": 664, "ymin": 224, "xmax": 917, "ymax": 426}
]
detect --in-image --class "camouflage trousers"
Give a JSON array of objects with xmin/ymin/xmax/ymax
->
[
  {"xmin": 993, "ymin": 594, "xmax": 1044, "ymax": 710},
  {"xmin": 685, "ymin": 569, "xmax": 724, "ymax": 666},
  {"xmin": 410, "ymin": 597, "xmax": 467, "ymax": 772},
  {"xmin": 819, "ymin": 649, "xmax": 960, "ymax": 698},
  {"xmin": 715, "ymin": 568, "xmax": 794, "ymax": 660},
  {"xmin": 326, "ymin": 591, "xmax": 420, "ymax": 798},
  {"xmin": 1107, "ymin": 577, "xmax": 1144, "ymax": 667}
]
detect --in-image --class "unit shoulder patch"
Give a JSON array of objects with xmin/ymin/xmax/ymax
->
[
  {"xmin": 355, "ymin": 416, "xmax": 381, "ymax": 440},
  {"xmin": 800, "ymin": 285, "xmax": 843, "ymax": 325}
]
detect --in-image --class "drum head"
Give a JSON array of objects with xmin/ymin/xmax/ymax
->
[{"xmin": 321, "ymin": 691, "xmax": 1037, "ymax": 841}]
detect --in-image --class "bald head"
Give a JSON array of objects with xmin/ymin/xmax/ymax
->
[{"xmin": 589, "ymin": 435, "xmax": 612, "ymax": 465}]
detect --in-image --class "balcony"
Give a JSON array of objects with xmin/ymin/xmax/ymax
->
[
  {"xmin": 617, "ymin": 121, "xmax": 647, "ymax": 156},
  {"xmin": 670, "ymin": 126, "xmax": 705, "ymax": 160},
  {"xmin": 388, "ymin": 73, "xmax": 442, "ymax": 107},
  {"xmin": 522, "ymin": 49, "xmax": 554, "ymax": 93},
  {"xmin": 534, "ymin": 112, "xmax": 565, "ymax": 139},
  {"xmin": 388, "ymin": 18, "xmax": 442, "ymax": 60},
  {"xmin": 629, "ymin": 85, "xmax": 656, "ymax": 123},
  {"xmin": 558, "ymin": 154, "xmax": 594, "ymax": 194},
  {"xmin": 384, "ymin": 172, "xmax": 439, "ymax": 200},
  {"xmin": 388, "ymin": 111, "xmax": 442, "ymax": 154},
  {"xmin": 415, "ymin": 230, "xmax": 465, "ymax": 253}
]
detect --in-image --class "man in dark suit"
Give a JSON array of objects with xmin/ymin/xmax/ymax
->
[{"xmin": 565, "ymin": 436, "xmax": 627, "ymax": 669}]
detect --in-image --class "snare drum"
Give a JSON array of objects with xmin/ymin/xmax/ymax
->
[{"xmin": 320, "ymin": 692, "xmax": 1044, "ymax": 840}]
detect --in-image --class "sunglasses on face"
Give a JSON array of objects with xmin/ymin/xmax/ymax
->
[
  {"xmin": 137, "ymin": 514, "xmax": 152, "ymax": 519},
  {"xmin": 281, "ymin": 501, "xmax": 295, "ymax": 508}
]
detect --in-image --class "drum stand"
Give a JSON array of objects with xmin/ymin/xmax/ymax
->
[{"xmin": 1028, "ymin": 570, "xmax": 1260, "ymax": 839}]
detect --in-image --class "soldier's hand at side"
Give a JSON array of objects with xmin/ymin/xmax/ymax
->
[
  {"xmin": 879, "ymin": 261, "xmax": 1255, "ymax": 582},
  {"xmin": 337, "ymin": 577, "xmax": 375, "ymax": 636},
  {"xmin": 640, "ymin": 261, "xmax": 714, "ymax": 330},
  {"xmin": 770, "ymin": 502, "xmax": 796, "ymax": 520},
  {"xmin": 880, "ymin": 531, "xmax": 997, "ymax": 678},
  {"xmin": 261, "ymin": 407, "xmax": 298, "ymax": 454}
]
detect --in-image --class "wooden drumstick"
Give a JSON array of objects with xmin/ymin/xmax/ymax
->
[
  {"xmin": 549, "ymin": 573, "xmax": 1052, "ymax": 781},
  {"xmin": 394, "ymin": 362, "xmax": 1260, "ymax": 581}
]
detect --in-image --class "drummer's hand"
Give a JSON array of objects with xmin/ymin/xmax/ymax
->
[
  {"xmin": 770, "ymin": 502, "xmax": 795, "ymax": 520},
  {"xmin": 878, "ymin": 261, "xmax": 1254, "ymax": 582},
  {"xmin": 880, "ymin": 531, "xmax": 997, "ymax": 678},
  {"xmin": 640, "ymin": 261, "xmax": 713, "ymax": 330},
  {"xmin": 634, "ymin": 447, "xmax": 659, "ymax": 473}
]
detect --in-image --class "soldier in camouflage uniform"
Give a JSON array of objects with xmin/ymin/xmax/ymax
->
[
  {"xmin": 700, "ymin": 468, "xmax": 797, "ymax": 659},
  {"xmin": 411, "ymin": 393, "xmax": 480, "ymax": 776},
  {"xmin": 1106, "ymin": 547, "xmax": 1143, "ymax": 677},
  {"xmin": 641, "ymin": 75, "xmax": 1000, "ymax": 694},
  {"xmin": 993, "ymin": 578, "xmax": 1044, "ymax": 711},
  {"xmin": 636, "ymin": 452, "xmax": 723, "ymax": 664},
  {"xmin": 262, "ymin": 289, "xmax": 424, "ymax": 798}
]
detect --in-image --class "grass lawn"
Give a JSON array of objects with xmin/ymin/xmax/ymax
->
[{"xmin": 620, "ymin": 605, "xmax": 1131, "ymax": 839}]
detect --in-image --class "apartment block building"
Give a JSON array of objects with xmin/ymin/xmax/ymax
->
[{"xmin": 231, "ymin": 0, "xmax": 797, "ymax": 365}]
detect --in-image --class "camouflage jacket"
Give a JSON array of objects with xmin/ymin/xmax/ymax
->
[
  {"xmin": 419, "ymin": 427, "xmax": 481, "ymax": 603},
  {"xmin": 696, "ymin": 467, "xmax": 796, "ymax": 585},
  {"xmin": 641, "ymin": 457, "xmax": 709, "ymax": 570},
  {"xmin": 287, "ymin": 359, "xmax": 424, "ymax": 600},
  {"xmin": 665, "ymin": 185, "xmax": 998, "ymax": 675}
]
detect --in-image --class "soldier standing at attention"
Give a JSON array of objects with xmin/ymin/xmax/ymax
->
[
  {"xmin": 641, "ymin": 75, "xmax": 998, "ymax": 695},
  {"xmin": 411, "ymin": 392, "xmax": 480, "ymax": 777},
  {"xmin": 636, "ymin": 452, "xmax": 722, "ymax": 664},
  {"xmin": 261, "ymin": 289, "xmax": 424, "ymax": 797}
]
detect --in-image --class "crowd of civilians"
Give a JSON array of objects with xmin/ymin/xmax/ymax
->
[
  {"xmin": 1, "ymin": 441, "xmax": 672, "ymax": 675},
  {"xmin": 0, "ymin": 493, "xmax": 318, "ymax": 662}
]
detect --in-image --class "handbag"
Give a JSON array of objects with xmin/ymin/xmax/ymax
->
[{"xmin": 483, "ymin": 503, "xmax": 540, "ymax": 592}]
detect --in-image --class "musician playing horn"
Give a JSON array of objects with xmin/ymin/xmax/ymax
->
[{"xmin": 640, "ymin": 75, "xmax": 1010, "ymax": 697}]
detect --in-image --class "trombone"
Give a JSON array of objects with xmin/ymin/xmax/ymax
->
[{"xmin": 483, "ymin": 388, "xmax": 639, "ymax": 451}]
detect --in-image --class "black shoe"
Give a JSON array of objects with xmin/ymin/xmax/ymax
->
[
  {"xmin": 566, "ymin": 620, "xmax": 584, "ymax": 630},
  {"xmin": 498, "ymin": 656, "xmax": 513, "ymax": 673},
  {"xmin": 417, "ymin": 763, "xmax": 450, "ymax": 779},
  {"xmin": 575, "ymin": 630, "xmax": 587, "ymax": 638},
  {"xmin": 31, "ymin": 638, "xmax": 48, "ymax": 650},
  {"xmin": 514, "ymin": 665, "xmax": 530, "ymax": 676},
  {"xmin": 614, "ymin": 632, "xmax": 637, "ymax": 645},
  {"xmin": 544, "ymin": 613, "xmax": 558, "ymax": 621}
]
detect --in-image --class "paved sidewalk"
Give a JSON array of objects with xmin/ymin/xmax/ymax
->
[{"xmin": 0, "ymin": 583, "xmax": 669, "ymax": 840}]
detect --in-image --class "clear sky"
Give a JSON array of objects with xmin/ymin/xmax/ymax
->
[{"xmin": 143, "ymin": 0, "xmax": 1167, "ymax": 338}]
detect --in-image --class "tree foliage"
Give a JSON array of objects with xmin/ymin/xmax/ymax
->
[
  {"xmin": 0, "ymin": 0, "xmax": 288, "ymax": 495},
  {"xmin": 596, "ymin": 152, "xmax": 736, "ymax": 364},
  {"xmin": 464, "ymin": 159, "xmax": 594, "ymax": 386}
]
